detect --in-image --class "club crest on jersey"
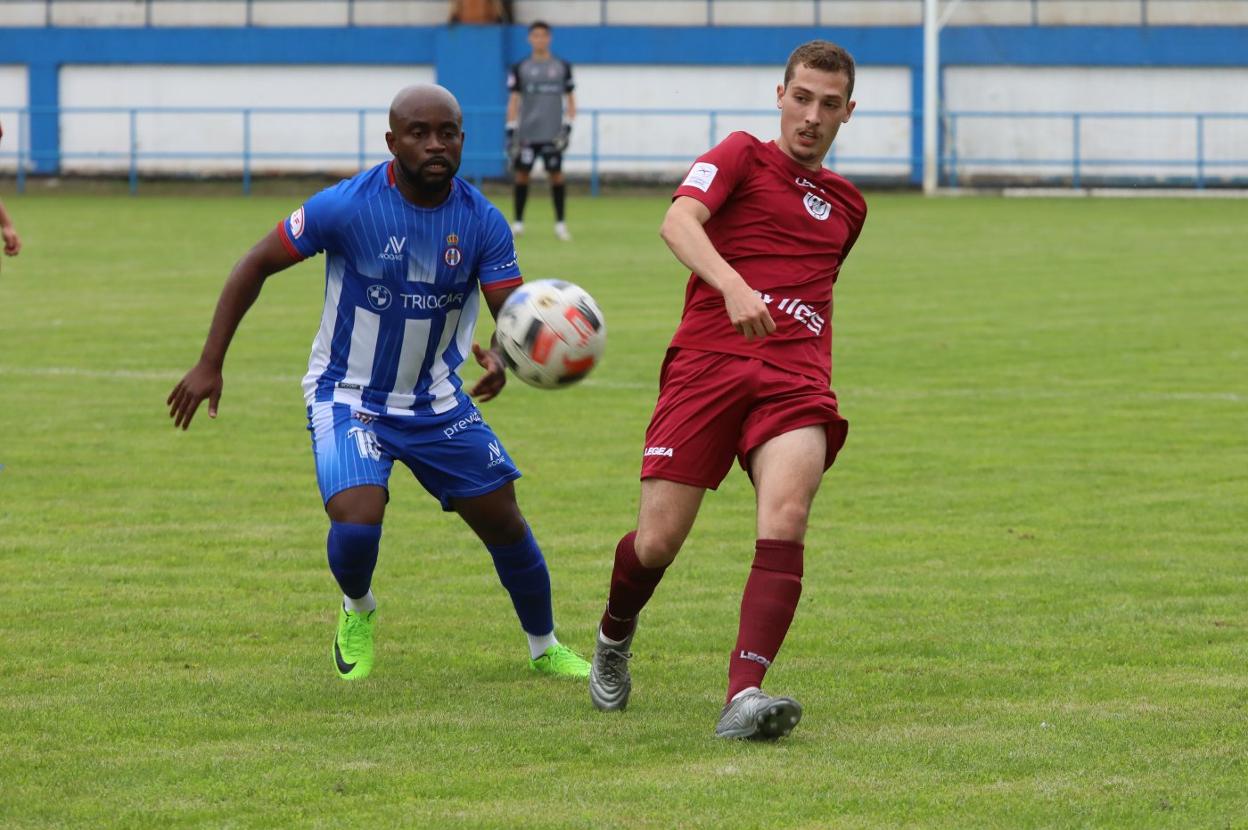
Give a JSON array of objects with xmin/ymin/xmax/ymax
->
[
  {"xmin": 289, "ymin": 206, "xmax": 305, "ymax": 239},
  {"xmin": 444, "ymin": 246, "xmax": 462, "ymax": 267},
  {"xmin": 379, "ymin": 236, "xmax": 407, "ymax": 261},
  {"xmin": 446, "ymin": 233, "xmax": 459, "ymax": 246},
  {"xmin": 803, "ymin": 193, "xmax": 831, "ymax": 221},
  {"xmin": 366, "ymin": 285, "xmax": 392, "ymax": 311}
]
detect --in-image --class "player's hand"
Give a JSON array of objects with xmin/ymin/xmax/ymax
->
[
  {"xmin": 724, "ymin": 284, "xmax": 776, "ymax": 341},
  {"xmin": 167, "ymin": 360, "xmax": 223, "ymax": 430},
  {"xmin": 1, "ymin": 225, "xmax": 18, "ymax": 256},
  {"xmin": 469, "ymin": 343, "xmax": 507, "ymax": 402}
]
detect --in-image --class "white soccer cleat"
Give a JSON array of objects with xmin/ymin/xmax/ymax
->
[
  {"xmin": 714, "ymin": 688, "xmax": 802, "ymax": 740},
  {"xmin": 510, "ymin": 220, "xmax": 525, "ymax": 237},
  {"xmin": 553, "ymin": 221, "xmax": 572, "ymax": 242},
  {"xmin": 588, "ymin": 627, "xmax": 633, "ymax": 711}
]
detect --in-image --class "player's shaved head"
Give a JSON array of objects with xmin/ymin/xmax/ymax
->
[
  {"xmin": 385, "ymin": 84, "xmax": 466, "ymax": 206},
  {"xmin": 389, "ymin": 84, "xmax": 462, "ymax": 130}
]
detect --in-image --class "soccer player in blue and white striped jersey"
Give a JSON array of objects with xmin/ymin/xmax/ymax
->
[{"xmin": 168, "ymin": 85, "xmax": 590, "ymax": 683}]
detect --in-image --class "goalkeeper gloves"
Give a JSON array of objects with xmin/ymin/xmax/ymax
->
[
  {"xmin": 553, "ymin": 121, "xmax": 572, "ymax": 153},
  {"xmin": 505, "ymin": 122, "xmax": 519, "ymax": 159}
]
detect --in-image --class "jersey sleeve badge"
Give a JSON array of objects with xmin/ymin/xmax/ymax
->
[
  {"xmin": 682, "ymin": 162, "xmax": 719, "ymax": 193},
  {"xmin": 289, "ymin": 206, "xmax": 306, "ymax": 238}
]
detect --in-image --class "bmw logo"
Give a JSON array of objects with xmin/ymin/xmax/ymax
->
[{"xmin": 366, "ymin": 285, "xmax": 393, "ymax": 310}]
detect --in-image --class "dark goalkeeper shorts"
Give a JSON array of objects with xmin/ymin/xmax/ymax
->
[
  {"xmin": 639, "ymin": 347, "xmax": 848, "ymax": 490},
  {"xmin": 512, "ymin": 142, "xmax": 564, "ymax": 174}
]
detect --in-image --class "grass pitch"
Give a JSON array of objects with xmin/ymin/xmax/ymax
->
[{"xmin": 0, "ymin": 185, "xmax": 1245, "ymax": 828}]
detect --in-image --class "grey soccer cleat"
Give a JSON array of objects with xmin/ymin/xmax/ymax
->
[
  {"xmin": 714, "ymin": 688, "xmax": 803, "ymax": 740},
  {"xmin": 588, "ymin": 627, "xmax": 633, "ymax": 711}
]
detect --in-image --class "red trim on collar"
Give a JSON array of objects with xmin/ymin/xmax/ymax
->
[{"xmin": 387, "ymin": 159, "xmax": 396, "ymax": 187}]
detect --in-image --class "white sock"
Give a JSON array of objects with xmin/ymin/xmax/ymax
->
[
  {"xmin": 598, "ymin": 630, "xmax": 628, "ymax": 647},
  {"xmin": 343, "ymin": 590, "xmax": 376, "ymax": 614},
  {"xmin": 527, "ymin": 631, "xmax": 558, "ymax": 660},
  {"xmin": 730, "ymin": 686, "xmax": 760, "ymax": 703}
]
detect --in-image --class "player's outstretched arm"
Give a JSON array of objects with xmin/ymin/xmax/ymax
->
[
  {"xmin": 659, "ymin": 196, "xmax": 775, "ymax": 341},
  {"xmin": 470, "ymin": 284, "xmax": 519, "ymax": 402},
  {"xmin": 167, "ymin": 229, "xmax": 301, "ymax": 430}
]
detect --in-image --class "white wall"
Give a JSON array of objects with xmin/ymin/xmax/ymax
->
[
  {"xmin": 0, "ymin": 66, "xmax": 30, "ymax": 173},
  {"xmin": 58, "ymin": 65, "xmax": 435, "ymax": 174},
  {"xmin": 567, "ymin": 64, "xmax": 912, "ymax": 181},
  {"xmin": 8, "ymin": 0, "xmax": 1246, "ymax": 27},
  {"xmin": 945, "ymin": 67, "xmax": 1248, "ymax": 183}
]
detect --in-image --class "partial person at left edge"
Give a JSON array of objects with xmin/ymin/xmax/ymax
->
[
  {"xmin": 0, "ymin": 120, "xmax": 22, "ymax": 261},
  {"xmin": 167, "ymin": 84, "xmax": 590, "ymax": 685}
]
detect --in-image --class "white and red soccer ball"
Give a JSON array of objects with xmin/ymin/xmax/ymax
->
[{"xmin": 495, "ymin": 279, "xmax": 606, "ymax": 389}]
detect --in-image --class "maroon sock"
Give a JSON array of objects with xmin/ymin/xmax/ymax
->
[
  {"xmin": 599, "ymin": 531, "xmax": 667, "ymax": 642},
  {"xmin": 726, "ymin": 539, "xmax": 804, "ymax": 702}
]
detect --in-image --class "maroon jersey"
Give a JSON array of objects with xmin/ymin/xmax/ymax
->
[{"xmin": 668, "ymin": 131, "xmax": 867, "ymax": 384}]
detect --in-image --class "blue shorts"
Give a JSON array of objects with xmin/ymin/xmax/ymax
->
[{"xmin": 306, "ymin": 400, "xmax": 521, "ymax": 511}]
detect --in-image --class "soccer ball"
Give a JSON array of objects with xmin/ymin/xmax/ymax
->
[{"xmin": 495, "ymin": 279, "xmax": 606, "ymax": 389}]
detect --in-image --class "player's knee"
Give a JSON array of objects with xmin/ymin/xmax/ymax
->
[
  {"xmin": 759, "ymin": 499, "xmax": 811, "ymax": 542},
  {"xmin": 326, "ymin": 486, "xmax": 386, "ymax": 525},
  {"xmin": 633, "ymin": 528, "xmax": 683, "ymax": 568}
]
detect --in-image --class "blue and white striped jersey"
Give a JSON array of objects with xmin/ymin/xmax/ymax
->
[{"xmin": 278, "ymin": 161, "xmax": 522, "ymax": 418}]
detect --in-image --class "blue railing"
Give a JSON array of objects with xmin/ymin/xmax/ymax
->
[
  {"xmin": 2, "ymin": 106, "xmax": 1247, "ymax": 193},
  {"xmin": 944, "ymin": 110, "xmax": 1248, "ymax": 190},
  {"xmin": 7, "ymin": 0, "xmax": 1247, "ymax": 28}
]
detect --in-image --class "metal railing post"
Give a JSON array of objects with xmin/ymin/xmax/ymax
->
[
  {"xmin": 242, "ymin": 109, "xmax": 252, "ymax": 195},
  {"xmin": 948, "ymin": 112, "xmax": 958, "ymax": 188},
  {"xmin": 129, "ymin": 108, "xmax": 139, "ymax": 195},
  {"xmin": 17, "ymin": 108, "xmax": 28, "ymax": 194},
  {"xmin": 358, "ymin": 109, "xmax": 367, "ymax": 171},
  {"xmin": 1072, "ymin": 113, "xmax": 1082, "ymax": 189},
  {"xmin": 590, "ymin": 111, "xmax": 600, "ymax": 197},
  {"xmin": 1195, "ymin": 114, "xmax": 1205, "ymax": 190},
  {"xmin": 709, "ymin": 111, "xmax": 717, "ymax": 149}
]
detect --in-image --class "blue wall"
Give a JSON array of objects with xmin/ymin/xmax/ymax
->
[{"xmin": 3, "ymin": 24, "xmax": 1246, "ymax": 176}]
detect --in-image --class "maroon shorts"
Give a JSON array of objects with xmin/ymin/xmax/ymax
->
[{"xmin": 640, "ymin": 348, "xmax": 848, "ymax": 490}]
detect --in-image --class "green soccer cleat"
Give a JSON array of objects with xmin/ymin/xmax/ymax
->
[
  {"xmin": 333, "ymin": 606, "xmax": 376, "ymax": 681},
  {"xmin": 529, "ymin": 643, "xmax": 591, "ymax": 679}
]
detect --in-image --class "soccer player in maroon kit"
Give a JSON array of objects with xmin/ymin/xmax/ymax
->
[{"xmin": 588, "ymin": 41, "xmax": 867, "ymax": 740}]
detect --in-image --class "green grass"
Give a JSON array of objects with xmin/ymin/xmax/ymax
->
[{"xmin": 0, "ymin": 185, "xmax": 1245, "ymax": 828}]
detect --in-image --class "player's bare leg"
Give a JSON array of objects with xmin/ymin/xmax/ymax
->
[
  {"xmin": 512, "ymin": 169, "xmax": 531, "ymax": 235},
  {"xmin": 550, "ymin": 170, "xmax": 570, "ymax": 240},
  {"xmin": 717, "ymin": 425, "xmax": 826, "ymax": 739},
  {"xmin": 591, "ymin": 479, "xmax": 705, "ymax": 711},
  {"xmin": 454, "ymin": 482, "xmax": 589, "ymax": 677},
  {"xmin": 325, "ymin": 484, "xmax": 387, "ymax": 680}
]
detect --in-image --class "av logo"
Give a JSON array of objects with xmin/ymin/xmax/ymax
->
[
  {"xmin": 487, "ymin": 440, "xmax": 506, "ymax": 468},
  {"xmin": 347, "ymin": 427, "xmax": 382, "ymax": 461},
  {"xmin": 380, "ymin": 236, "xmax": 407, "ymax": 261},
  {"xmin": 366, "ymin": 285, "xmax": 392, "ymax": 311},
  {"xmin": 803, "ymin": 192, "xmax": 831, "ymax": 221}
]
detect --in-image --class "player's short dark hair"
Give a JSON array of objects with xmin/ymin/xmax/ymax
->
[
  {"xmin": 783, "ymin": 40, "xmax": 855, "ymax": 99},
  {"xmin": 529, "ymin": 20, "xmax": 550, "ymax": 33}
]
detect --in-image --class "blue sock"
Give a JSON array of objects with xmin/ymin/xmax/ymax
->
[
  {"xmin": 486, "ymin": 525, "xmax": 554, "ymax": 636},
  {"xmin": 327, "ymin": 520, "xmax": 382, "ymax": 600}
]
